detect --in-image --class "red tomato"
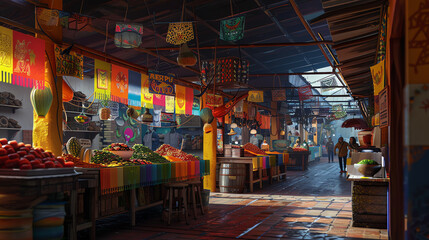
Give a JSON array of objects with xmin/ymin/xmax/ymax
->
[
  {"xmin": 5, "ymin": 159, "xmax": 19, "ymax": 168},
  {"xmin": 35, "ymin": 147, "xmax": 44, "ymax": 152},
  {"xmin": 56, "ymin": 157, "xmax": 65, "ymax": 165},
  {"xmin": 8, "ymin": 153, "xmax": 19, "ymax": 160},
  {"xmin": 44, "ymin": 161, "xmax": 55, "ymax": 168},
  {"xmin": 6, "ymin": 148, "xmax": 15, "ymax": 154},
  {"xmin": 54, "ymin": 161, "xmax": 63, "ymax": 168},
  {"xmin": 30, "ymin": 159, "xmax": 42, "ymax": 166},
  {"xmin": 20, "ymin": 164, "xmax": 32, "ymax": 170},
  {"xmin": 18, "ymin": 147, "xmax": 29, "ymax": 153},
  {"xmin": 24, "ymin": 155, "xmax": 35, "ymax": 161},
  {"xmin": 0, "ymin": 148, "xmax": 7, "ymax": 156},
  {"xmin": 17, "ymin": 151, "xmax": 27, "ymax": 157},
  {"xmin": 0, "ymin": 155, "xmax": 9, "ymax": 165},
  {"xmin": 19, "ymin": 158, "xmax": 31, "ymax": 166},
  {"xmin": 17, "ymin": 142, "xmax": 25, "ymax": 148},
  {"xmin": 64, "ymin": 162, "xmax": 74, "ymax": 168},
  {"xmin": 0, "ymin": 138, "xmax": 8, "ymax": 145},
  {"xmin": 42, "ymin": 152, "xmax": 50, "ymax": 158},
  {"xmin": 8, "ymin": 141, "xmax": 18, "ymax": 150},
  {"xmin": 33, "ymin": 163, "xmax": 45, "ymax": 169},
  {"xmin": 24, "ymin": 144, "xmax": 32, "ymax": 148}
]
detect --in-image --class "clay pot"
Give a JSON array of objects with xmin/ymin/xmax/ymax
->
[{"xmin": 98, "ymin": 107, "xmax": 111, "ymax": 120}]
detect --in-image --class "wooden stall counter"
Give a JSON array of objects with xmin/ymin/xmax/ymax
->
[
  {"xmin": 347, "ymin": 175, "xmax": 389, "ymax": 229},
  {"xmin": 217, "ymin": 157, "xmax": 262, "ymax": 193}
]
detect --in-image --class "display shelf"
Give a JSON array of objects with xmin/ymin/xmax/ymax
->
[
  {"xmin": 0, "ymin": 127, "xmax": 21, "ymax": 131},
  {"xmin": 64, "ymin": 130, "xmax": 100, "ymax": 133},
  {"xmin": 0, "ymin": 104, "xmax": 22, "ymax": 113},
  {"xmin": 0, "ymin": 128, "xmax": 21, "ymax": 139},
  {"xmin": 65, "ymin": 111, "xmax": 97, "ymax": 116}
]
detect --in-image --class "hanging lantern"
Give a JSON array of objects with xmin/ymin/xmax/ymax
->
[
  {"xmin": 177, "ymin": 43, "xmax": 197, "ymax": 67},
  {"xmin": 280, "ymin": 130, "xmax": 285, "ymax": 136},
  {"xmin": 231, "ymin": 123, "xmax": 238, "ymax": 128},
  {"xmin": 30, "ymin": 85, "xmax": 53, "ymax": 118},
  {"xmin": 166, "ymin": 22, "xmax": 194, "ymax": 45},
  {"xmin": 227, "ymin": 128, "xmax": 237, "ymax": 136},
  {"xmin": 62, "ymin": 79, "xmax": 73, "ymax": 102},
  {"xmin": 142, "ymin": 108, "xmax": 153, "ymax": 123},
  {"xmin": 114, "ymin": 22, "xmax": 143, "ymax": 48},
  {"xmin": 200, "ymin": 108, "xmax": 214, "ymax": 124},
  {"xmin": 250, "ymin": 129, "xmax": 257, "ymax": 135}
]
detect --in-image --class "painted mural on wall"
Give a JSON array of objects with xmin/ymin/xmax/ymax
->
[
  {"xmin": 113, "ymin": 103, "xmax": 141, "ymax": 145},
  {"xmin": 406, "ymin": 0, "xmax": 429, "ymax": 238}
]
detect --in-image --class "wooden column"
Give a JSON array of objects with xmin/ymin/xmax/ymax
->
[
  {"xmin": 270, "ymin": 102, "xmax": 279, "ymax": 146},
  {"xmin": 33, "ymin": 0, "xmax": 63, "ymax": 155},
  {"xmin": 202, "ymin": 94, "xmax": 217, "ymax": 192}
]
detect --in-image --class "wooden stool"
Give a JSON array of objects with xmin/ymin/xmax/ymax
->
[
  {"xmin": 162, "ymin": 183, "xmax": 189, "ymax": 225},
  {"xmin": 186, "ymin": 180, "xmax": 205, "ymax": 219}
]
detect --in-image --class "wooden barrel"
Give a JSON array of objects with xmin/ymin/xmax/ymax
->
[{"xmin": 219, "ymin": 163, "xmax": 246, "ymax": 193}]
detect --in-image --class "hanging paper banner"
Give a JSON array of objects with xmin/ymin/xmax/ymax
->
[
  {"xmin": 153, "ymin": 94, "xmax": 165, "ymax": 112},
  {"xmin": 175, "ymin": 85, "xmax": 186, "ymax": 114},
  {"xmin": 272, "ymin": 89, "xmax": 286, "ymax": 101},
  {"xmin": 67, "ymin": 13, "xmax": 92, "ymax": 31},
  {"xmin": 54, "ymin": 45, "xmax": 83, "ymax": 79},
  {"xmin": 332, "ymin": 104, "xmax": 343, "ymax": 112},
  {"xmin": 141, "ymin": 73, "xmax": 153, "ymax": 109},
  {"xmin": 248, "ymin": 90, "xmax": 264, "ymax": 102},
  {"xmin": 370, "ymin": 59, "xmax": 385, "ymax": 96},
  {"xmin": 220, "ymin": 16, "xmax": 245, "ymax": 42},
  {"xmin": 111, "ymin": 65, "xmax": 129, "ymax": 104},
  {"xmin": 261, "ymin": 115, "xmax": 271, "ymax": 130},
  {"xmin": 148, "ymin": 70, "xmax": 175, "ymax": 96},
  {"xmin": 212, "ymin": 93, "xmax": 248, "ymax": 118},
  {"xmin": 298, "ymin": 85, "xmax": 313, "ymax": 101},
  {"xmin": 13, "ymin": 31, "xmax": 45, "ymax": 89},
  {"xmin": 166, "ymin": 22, "xmax": 194, "ymax": 45},
  {"xmin": 94, "ymin": 59, "xmax": 111, "ymax": 100},
  {"xmin": 128, "ymin": 70, "xmax": 141, "ymax": 107},
  {"xmin": 206, "ymin": 94, "xmax": 223, "ymax": 107},
  {"xmin": 36, "ymin": 8, "xmax": 59, "ymax": 27},
  {"xmin": 192, "ymin": 97, "xmax": 200, "ymax": 116},
  {"xmin": 321, "ymin": 76, "xmax": 336, "ymax": 92},
  {"xmin": 0, "ymin": 26, "xmax": 13, "ymax": 84},
  {"xmin": 114, "ymin": 22, "xmax": 143, "ymax": 48},
  {"xmin": 165, "ymin": 95, "xmax": 175, "ymax": 113},
  {"xmin": 185, "ymin": 87, "xmax": 194, "ymax": 115}
]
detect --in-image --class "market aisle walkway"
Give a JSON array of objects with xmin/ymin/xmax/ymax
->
[{"xmin": 91, "ymin": 158, "xmax": 388, "ymax": 240}]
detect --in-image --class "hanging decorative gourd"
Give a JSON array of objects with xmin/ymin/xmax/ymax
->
[
  {"xmin": 126, "ymin": 107, "xmax": 139, "ymax": 119},
  {"xmin": 62, "ymin": 79, "xmax": 74, "ymax": 102},
  {"xmin": 177, "ymin": 43, "xmax": 197, "ymax": 67},
  {"xmin": 114, "ymin": 23, "xmax": 143, "ymax": 48},
  {"xmin": 200, "ymin": 108, "xmax": 214, "ymax": 124},
  {"xmin": 142, "ymin": 108, "xmax": 153, "ymax": 123},
  {"xmin": 30, "ymin": 84, "xmax": 53, "ymax": 118},
  {"xmin": 98, "ymin": 100, "xmax": 111, "ymax": 121}
]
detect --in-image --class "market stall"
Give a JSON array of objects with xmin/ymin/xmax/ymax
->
[{"xmin": 287, "ymin": 147, "xmax": 311, "ymax": 171}]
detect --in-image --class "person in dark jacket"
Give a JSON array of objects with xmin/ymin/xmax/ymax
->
[
  {"xmin": 334, "ymin": 137, "xmax": 349, "ymax": 173},
  {"xmin": 326, "ymin": 137, "xmax": 335, "ymax": 163}
]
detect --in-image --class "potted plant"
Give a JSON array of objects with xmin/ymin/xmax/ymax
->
[{"xmin": 354, "ymin": 159, "xmax": 381, "ymax": 177}]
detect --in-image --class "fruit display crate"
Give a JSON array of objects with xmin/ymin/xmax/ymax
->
[{"xmin": 0, "ymin": 168, "xmax": 77, "ymax": 176}]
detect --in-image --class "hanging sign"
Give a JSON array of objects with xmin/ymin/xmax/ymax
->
[
  {"xmin": 379, "ymin": 87, "xmax": 389, "ymax": 127},
  {"xmin": 206, "ymin": 94, "xmax": 223, "ymax": 107},
  {"xmin": 153, "ymin": 94, "xmax": 166, "ymax": 112},
  {"xmin": 332, "ymin": 104, "xmax": 343, "ymax": 112},
  {"xmin": 13, "ymin": 30, "xmax": 45, "ymax": 89},
  {"xmin": 148, "ymin": 70, "xmax": 175, "ymax": 96},
  {"xmin": 220, "ymin": 16, "xmax": 245, "ymax": 42},
  {"xmin": 321, "ymin": 76, "xmax": 336, "ymax": 92},
  {"xmin": 54, "ymin": 45, "xmax": 83, "ymax": 79},
  {"xmin": 0, "ymin": 26, "xmax": 13, "ymax": 84},
  {"xmin": 192, "ymin": 97, "xmax": 200, "ymax": 116},
  {"xmin": 248, "ymin": 90, "xmax": 264, "ymax": 102},
  {"xmin": 94, "ymin": 60, "xmax": 111, "ymax": 100},
  {"xmin": 111, "ymin": 65, "xmax": 129, "ymax": 104},
  {"xmin": 175, "ymin": 85, "xmax": 186, "ymax": 114},
  {"xmin": 165, "ymin": 95, "xmax": 175, "ymax": 113},
  {"xmin": 141, "ymin": 73, "xmax": 153, "ymax": 109},
  {"xmin": 370, "ymin": 59, "xmax": 385, "ymax": 96},
  {"xmin": 114, "ymin": 22, "xmax": 143, "ymax": 48},
  {"xmin": 272, "ymin": 89, "xmax": 286, "ymax": 101},
  {"xmin": 298, "ymin": 85, "xmax": 313, "ymax": 101},
  {"xmin": 166, "ymin": 22, "xmax": 194, "ymax": 45},
  {"xmin": 185, "ymin": 87, "xmax": 194, "ymax": 115},
  {"xmin": 128, "ymin": 70, "xmax": 141, "ymax": 107}
]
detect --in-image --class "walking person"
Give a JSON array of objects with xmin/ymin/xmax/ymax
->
[
  {"xmin": 326, "ymin": 137, "xmax": 335, "ymax": 163},
  {"xmin": 334, "ymin": 137, "xmax": 349, "ymax": 173},
  {"xmin": 348, "ymin": 137, "xmax": 360, "ymax": 157}
]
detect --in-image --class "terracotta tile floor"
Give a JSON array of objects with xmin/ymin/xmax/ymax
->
[{"xmin": 83, "ymin": 158, "xmax": 388, "ymax": 239}]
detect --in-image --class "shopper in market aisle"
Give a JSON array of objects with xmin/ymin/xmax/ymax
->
[
  {"xmin": 348, "ymin": 137, "xmax": 360, "ymax": 157},
  {"xmin": 326, "ymin": 137, "xmax": 335, "ymax": 163},
  {"xmin": 334, "ymin": 137, "xmax": 349, "ymax": 173}
]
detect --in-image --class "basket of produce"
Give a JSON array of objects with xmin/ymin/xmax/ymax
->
[
  {"xmin": 354, "ymin": 159, "xmax": 381, "ymax": 177},
  {"xmin": 155, "ymin": 144, "xmax": 199, "ymax": 161},
  {"xmin": 132, "ymin": 144, "xmax": 170, "ymax": 163},
  {"xmin": 103, "ymin": 143, "xmax": 133, "ymax": 160},
  {"xmin": 243, "ymin": 143, "xmax": 266, "ymax": 156}
]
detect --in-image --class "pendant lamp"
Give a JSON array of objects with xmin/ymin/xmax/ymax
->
[
  {"xmin": 250, "ymin": 129, "xmax": 257, "ymax": 135},
  {"xmin": 231, "ymin": 123, "xmax": 238, "ymax": 128},
  {"xmin": 280, "ymin": 130, "xmax": 285, "ymax": 136},
  {"xmin": 126, "ymin": 107, "xmax": 139, "ymax": 119},
  {"xmin": 227, "ymin": 128, "xmax": 237, "ymax": 135},
  {"xmin": 142, "ymin": 108, "xmax": 153, "ymax": 123},
  {"xmin": 30, "ymin": 85, "xmax": 53, "ymax": 118},
  {"xmin": 177, "ymin": 43, "xmax": 197, "ymax": 67}
]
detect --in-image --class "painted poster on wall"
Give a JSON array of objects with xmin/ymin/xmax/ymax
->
[
  {"xmin": 141, "ymin": 73, "xmax": 153, "ymax": 109},
  {"xmin": 370, "ymin": 59, "xmax": 385, "ymax": 96},
  {"xmin": 13, "ymin": 30, "xmax": 45, "ymax": 88},
  {"xmin": 111, "ymin": 64, "xmax": 129, "ymax": 104},
  {"xmin": 94, "ymin": 60, "xmax": 111, "ymax": 100},
  {"xmin": 148, "ymin": 70, "xmax": 175, "ymax": 96},
  {"xmin": 114, "ymin": 103, "xmax": 141, "ymax": 145},
  {"xmin": 54, "ymin": 45, "xmax": 83, "ymax": 79},
  {"xmin": 0, "ymin": 26, "xmax": 13, "ymax": 84}
]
